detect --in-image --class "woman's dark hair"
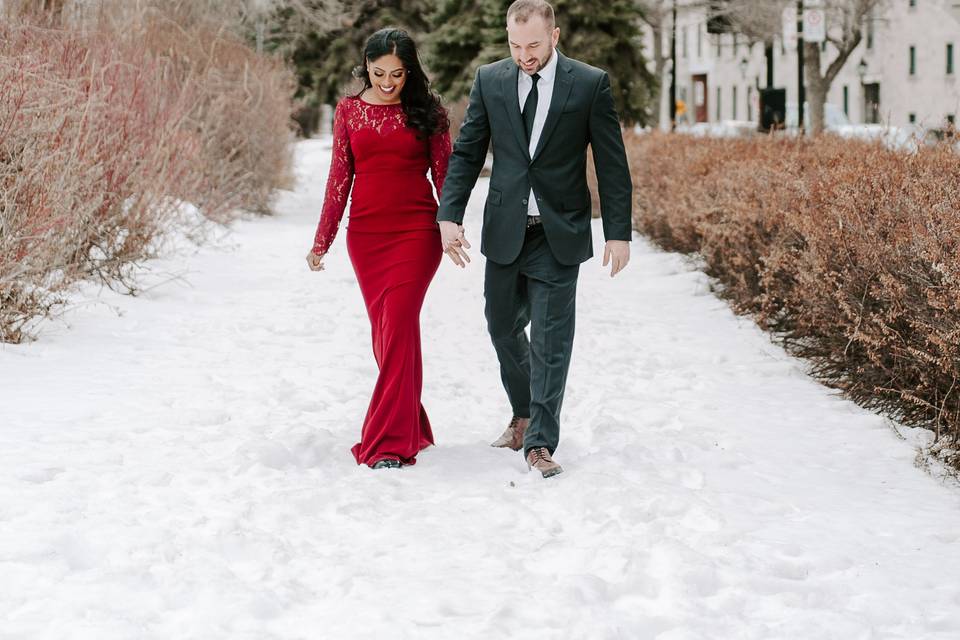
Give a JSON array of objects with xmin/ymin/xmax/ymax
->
[{"xmin": 352, "ymin": 28, "xmax": 448, "ymax": 138}]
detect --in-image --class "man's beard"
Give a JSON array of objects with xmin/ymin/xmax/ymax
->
[{"xmin": 519, "ymin": 48, "xmax": 552, "ymax": 74}]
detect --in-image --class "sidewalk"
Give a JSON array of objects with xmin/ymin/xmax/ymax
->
[{"xmin": 1, "ymin": 138, "xmax": 958, "ymax": 639}]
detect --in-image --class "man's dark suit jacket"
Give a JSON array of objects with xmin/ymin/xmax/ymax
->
[{"xmin": 437, "ymin": 51, "xmax": 633, "ymax": 266}]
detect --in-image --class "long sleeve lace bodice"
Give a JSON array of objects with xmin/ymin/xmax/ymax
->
[
  {"xmin": 428, "ymin": 126, "xmax": 451, "ymax": 199},
  {"xmin": 311, "ymin": 97, "xmax": 452, "ymax": 255},
  {"xmin": 312, "ymin": 100, "xmax": 354, "ymax": 256}
]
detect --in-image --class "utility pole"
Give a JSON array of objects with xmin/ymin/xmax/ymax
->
[
  {"xmin": 797, "ymin": 0, "xmax": 805, "ymax": 134},
  {"xmin": 765, "ymin": 41, "xmax": 774, "ymax": 88},
  {"xmin": 669, "ymin": 0, "xmax": 678, "ymax": 131}
]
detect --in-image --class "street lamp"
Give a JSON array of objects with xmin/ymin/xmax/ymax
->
[
  {"xmin": 856, "ymin": 58, "xmax": 868, "ymax": 81},
  {"xmin": 739, "ymin": 56, "xmax": 749, "ymax": 79}
]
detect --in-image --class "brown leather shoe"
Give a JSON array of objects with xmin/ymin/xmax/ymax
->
[
  {"xmin": 526, "ymin": 447, "xmax": 564, "ymax": 478},
  {"xmin": 490, "ymin": 416, "xmax": 529, "ymax": 450}
]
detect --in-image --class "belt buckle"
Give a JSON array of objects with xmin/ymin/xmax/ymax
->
[{"xmin": 526, "ymin": 216, "xmax": 541, "ymax": 229}]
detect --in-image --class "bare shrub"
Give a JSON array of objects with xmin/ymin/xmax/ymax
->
[
  {"xmin": 136, "ymin": 17, "xmax": 296, "ymax": 217},
  {"xmin": 629, "ymin": 132, "xmax": 960, "ymax": 466},
  {"xmin": 0, "ymin": 11, "xmax": 296, "ymax": 342},
  {"xmin": 0, "ymin": 24, "xmax": 202, "ymax": 341}
]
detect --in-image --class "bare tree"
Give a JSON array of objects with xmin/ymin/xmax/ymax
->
[
  {"xmin": 8, "ymin": 0, "xmax": 347, "ymax": 39},
  {"xmin": 803, "ymin": 0, "xmax": 885, "ymax": 135},
  {"xmin": 637, "ymin": 0, "xmax": 789, "ymax": 129},
  {"xmin": 638, "ymin": 0, "xmax": 886, "ymax": 135},
  {"xmin": 719, "ymin": 0, "xmax": 883, "ymax": 135},
  {"xmin": 722, "ymin": 0, "xmax": 789, "ymax": 42}
]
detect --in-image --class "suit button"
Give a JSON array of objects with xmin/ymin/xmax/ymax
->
[{"xmin": 522, "ymin": 198, "xmax": 528, "ymax": 205}]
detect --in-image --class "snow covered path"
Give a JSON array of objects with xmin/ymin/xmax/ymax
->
[{"xmin": 2, "ymin": 138, "xmax": 960, "ymax": 640}]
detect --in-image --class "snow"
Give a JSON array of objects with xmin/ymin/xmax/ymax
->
[{"xmin": 2, "ymin": 138, "xmax": 960, "ymax": 639}]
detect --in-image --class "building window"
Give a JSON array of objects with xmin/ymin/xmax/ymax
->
[
  {"xmin": 948, "ymin": 43, "xmax": 955, "ymax": 75},
  {"xmin": 716, "ymin": 86, "xmax": 722, "ymax": 120},
  {"xmin": 747, "ymin": 86, "xmax": 753, "ymax": 122},
  {"xmin": 732, "ymin": 33, "xmax": 738, "ymax": 57},
  {"xmin": 716, "ymin": 35, "xmax": 722, "ymax": 58},
  {"xmin": 843, "ymin": 85, "xmax": 849, "ymax": 116},
  {"xmin": 948, "ymin": 114, "xmax": 956, "ymax": 125},
  {"xmin": 909, "ymin": 0, "xmax": 917, "ymax": 7},
  {"xmin": 697, "ymin": 23, "xmax": 702, "ymax": 57},
  {"xmin": 821, "ymin": 40, "xmax": 827, "ymax": 52},
  {"xmin": 910, "ymin": 46, "xmax": 916, "ymax": 75},
  {"xmin": 733, "ymin": 85, "xmax": 738, "ymax": 119},
  {"xmin": 683, "ymin": 26, "xmax": 688, "ymax": 58},
  {"xmin": 908, "ymin": 113, "xmax": 917, "ymax": 123},
  {"xmin": 866, "ymin": 17, "xmax": 874, "ymax": 49}
]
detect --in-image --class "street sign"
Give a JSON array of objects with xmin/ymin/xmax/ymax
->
[
  {"xmin": 804, "ymin": 7, "xmax": 826, "ymax": 43},
  {"xmin": 782, "ymin": 5, "xmax": 798, "ymax": 52}
]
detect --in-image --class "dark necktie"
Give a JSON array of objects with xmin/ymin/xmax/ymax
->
[{"xmin": 522, "ymin": 72, "xmax": 540, "ymax": 143}]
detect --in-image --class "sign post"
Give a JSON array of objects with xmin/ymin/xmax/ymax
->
[
  {"xmin": 804, "ymin": 2, "xmax": 827, "ymax": 43},
  {"xmin": 797, "ymin": 0, "xmax": 805, "ymax": 133}
]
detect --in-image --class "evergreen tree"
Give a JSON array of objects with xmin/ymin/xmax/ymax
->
[
  {"xmin": 264, "ymin": 0, "xmax": 433, "ymax": 125},
  {"xmin": 551, "ymin": 0, "xmax": 655, "ymax": 126},
  {"xmin": 424, "ymin": 0, "xmax": 507, "ymax": 101},
  {"xmin": 425, "ymin": 0, "xmax": 655, "ymax": 125}
]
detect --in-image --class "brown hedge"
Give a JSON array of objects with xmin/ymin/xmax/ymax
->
[{"xmin": 629, "ymin": 132, "xmax": 960, "ymax": 465}]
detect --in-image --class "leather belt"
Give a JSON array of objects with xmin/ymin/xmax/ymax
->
[{"xmin": 526, "ymin": 215, "xmax": 542, "ymax": 229}]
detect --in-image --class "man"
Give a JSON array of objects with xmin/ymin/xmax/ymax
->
[{"xmin": 437, "ymin": 0, "xmax": 633, "ymax": 478}]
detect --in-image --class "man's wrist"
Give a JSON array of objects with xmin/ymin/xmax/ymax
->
[{"xmin": 437, "ymin": 210, "xmax": 465, "ymax": 225}]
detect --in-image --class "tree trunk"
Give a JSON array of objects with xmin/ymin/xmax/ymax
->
[{"xmin": 804, "ymin": 41, "xmax": 828, "ymax": 135}]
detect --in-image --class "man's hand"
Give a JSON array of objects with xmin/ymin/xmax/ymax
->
[
  {"xmin": 306, "ymin": 250, "xmax": 325, "ymax": 271},
  {"xmin": 602, "ymin": 240, "xmax": 630, "ymax": 278},
  {"xmin": 439, "ymin": 220, "xmax": 471, "ymax": 268}
]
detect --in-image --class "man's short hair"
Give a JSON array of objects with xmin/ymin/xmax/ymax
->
[{"xmin": 506, "ymin": 0, "xmax": 556, "ymax": 29}]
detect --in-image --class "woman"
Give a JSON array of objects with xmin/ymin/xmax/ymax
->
[{"xmin": 306, "ymin": 28, "xmax": 451, "ymax": 470}]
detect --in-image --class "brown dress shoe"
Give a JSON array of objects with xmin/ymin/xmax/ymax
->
[
  {"xmin": 526, "ymin": 447, "xmax": 564, "ymax": 478},
  {"xmin": 490, "ymin": 416, "xmax": 529, "ymax": 450}
]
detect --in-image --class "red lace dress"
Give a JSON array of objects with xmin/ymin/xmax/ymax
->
[{"xmin": 312, "ymin": 96, "xmax": 451, "ymax": 467}]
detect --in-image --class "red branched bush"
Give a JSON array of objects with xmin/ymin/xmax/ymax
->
[
  {"xmin": 629, "ymin": 132, "xmax": 960, "ymax": 465},
  {"xmin": 0, "ymin": 15, "xmax": 295, "ymax": 343},
  {"xmin": 0, "ymin": 24, "xmax": 200, "ymax": 342}
]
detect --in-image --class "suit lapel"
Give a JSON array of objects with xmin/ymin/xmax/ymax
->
[
  {"xmin": 500, "ymin": 63, "xmax": 530, "ymax": 160},
  {"xmin": 532, "ymin": 52, "xmax": 574, "ymax": 162}
]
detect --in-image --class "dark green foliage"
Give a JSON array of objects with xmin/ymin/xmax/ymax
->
[
  {"xmin": 272, "ymin": 0, "xmax": 656, "ymax": 127},
  {"xmin": 424, "ymin": 0, "xmax": 508, "ymax": 101},
  {"xmin": 424, "ymin": 0, "xmax": 655, "ymax": 125},
  {"xmin": 264, "ymin": 1, "xmax": 433, "ymax": 110},
  {"xmin": 551, "ymin": 0, "xmax": 655, "ymax": 126}
]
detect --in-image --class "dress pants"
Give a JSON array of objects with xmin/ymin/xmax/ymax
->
[{"xmin": 483, "ymin": 224, "xmax": 579, "ymax": 456}]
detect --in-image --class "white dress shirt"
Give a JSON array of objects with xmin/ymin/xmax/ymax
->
[{"xmin": 517, "ymin": 48, "xmax": 558, "ymax": 217}]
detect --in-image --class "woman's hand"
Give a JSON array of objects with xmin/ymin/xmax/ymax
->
[{"xmin": 306, "ymin": 250, "xmax": 325, "ymax": 271}]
